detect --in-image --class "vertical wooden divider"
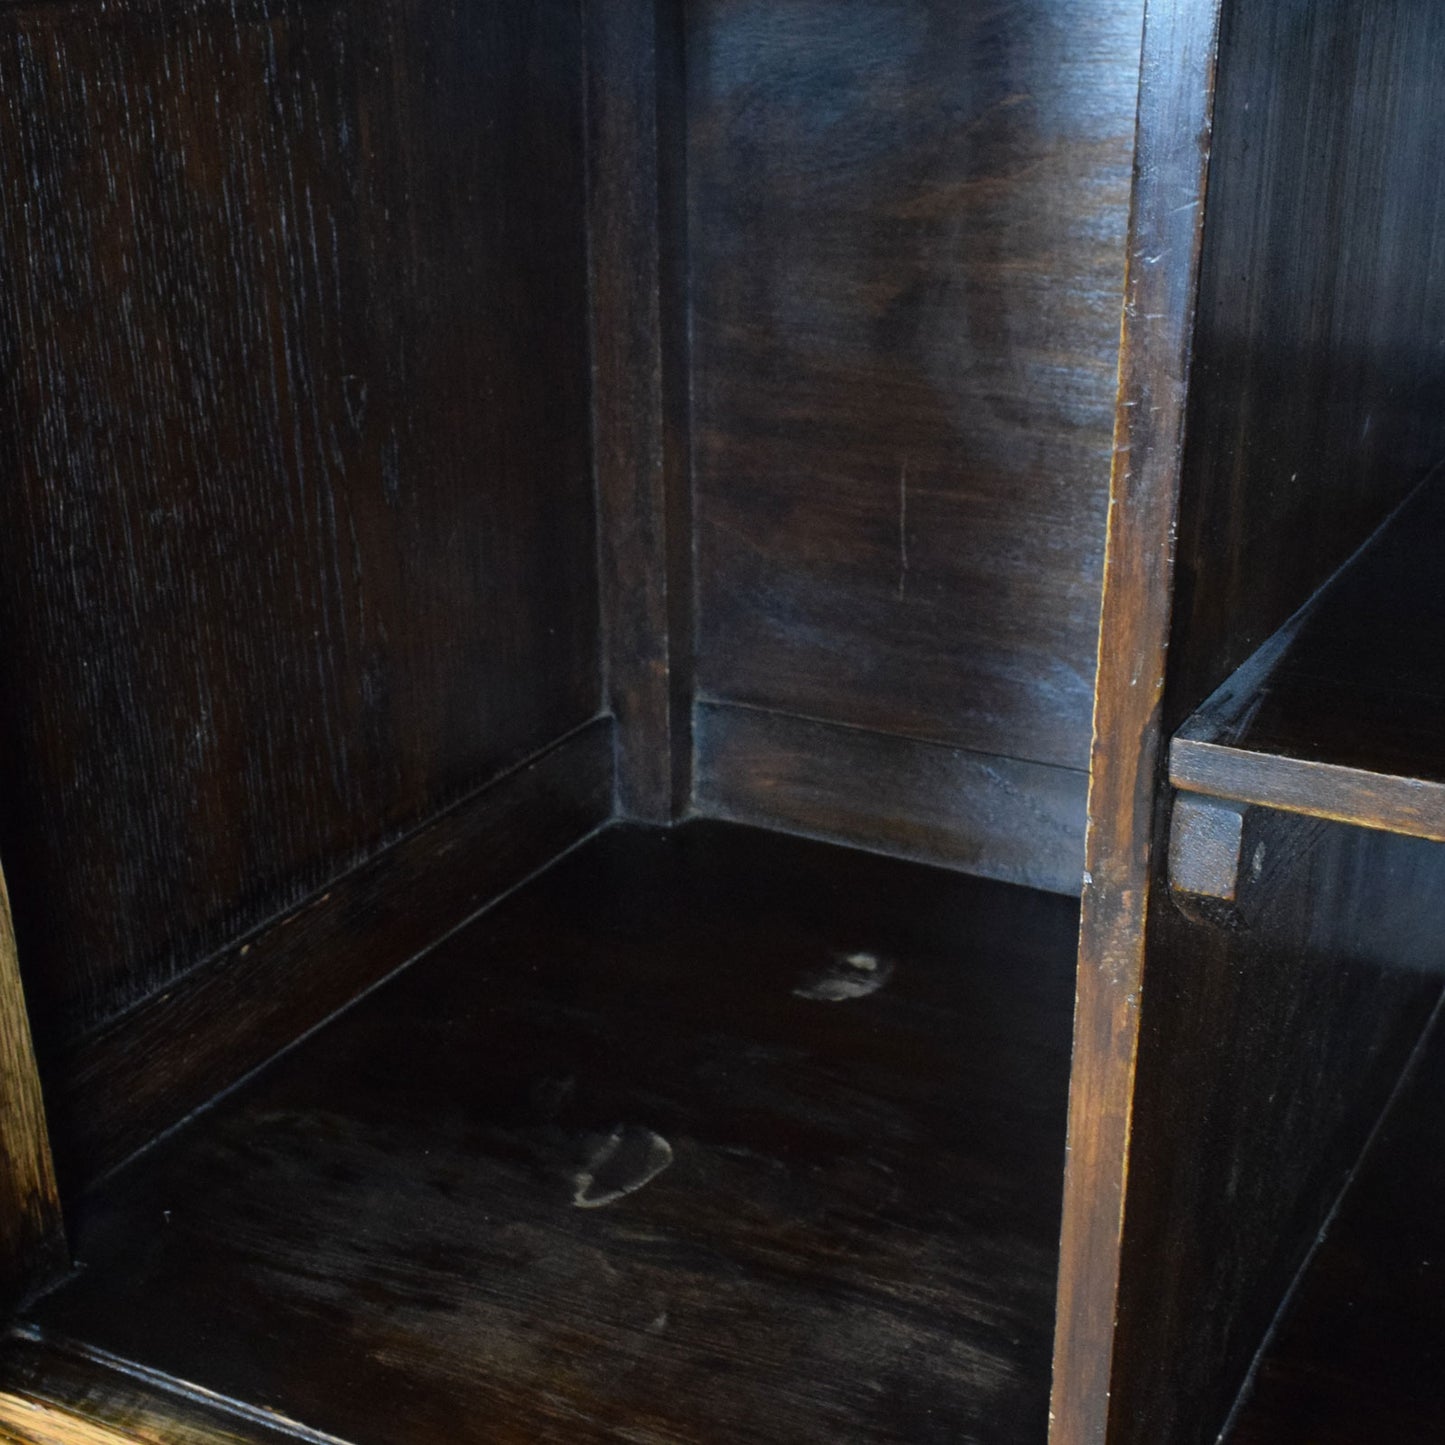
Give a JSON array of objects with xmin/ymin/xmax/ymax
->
[
  {"xmin": 1049, "ymin": 1, "xmax": 1222, "ymax": 1440},
  {"xmin": 586, "ymin": 0, "xmax": 694, "ymax": 824},
  {"xmin": 0, "ymin": 858, "xmax": 64, "ymax": 1310}
]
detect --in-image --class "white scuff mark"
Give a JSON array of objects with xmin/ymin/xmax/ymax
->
[
  {"xmin": 794, "ymin": 951, "xmax": 895, "ymax": 1003},
  {"xmin": 571, "ymin": 1125, "xmax": 673, "ymax": 1210}
]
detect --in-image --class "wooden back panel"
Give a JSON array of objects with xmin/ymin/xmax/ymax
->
[
  {"xmin": 686, "ymin": 0, "xmax": 1146, "ymax": 885},
  {"xmin": 1166, "ymin": 0, "xmax": 1445, "ymax": 730},
  {"xmin": 0, "ymin": 0, "xmax": 600, "ymax": 1133}
]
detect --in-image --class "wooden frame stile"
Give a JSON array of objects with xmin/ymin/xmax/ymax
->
[
  {"xmin": 587, "ymin": 0, "xmax": 694, "ymax": 825},
  {"xmin": 1049, "ymin": 1, "xmax": 1222, "ymax": 1441},
  {"xmin": 0, "ymin": 855, "xmax": 64, "ymax": 1317}
]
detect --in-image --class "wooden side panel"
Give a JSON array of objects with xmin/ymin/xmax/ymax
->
[
  {"xmin": 52, "ymin": 719, "xmax": 612, "ymax": 1192},
  {"xmin": 694, "ymin": 702, "xmax": 1086, "ymax": 895},
  {"xmin": 1049, "ymin": 2, "xmax": 1221, "ymax": 1440},
  {"xmin": 687, "ymin": 0, "xmax": 1146, "ymax": 862},
  {"xmin": 0, "ymin": 0, "xmax": 601, "ymax": 1054},
  {"xmin": 1166, "ymin": 0, "xmax": 1445, "ymax": 722},
  {"xmin": 0, "ymin": 868, "xmax": 64, "ymax": 1312},
  {"xmin": 588, "ymin": 0, "xmax": 694, "ymax": 822}
]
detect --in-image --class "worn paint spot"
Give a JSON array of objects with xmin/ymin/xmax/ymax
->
[
  {"xmin": 572, "ymin": 1125, "xmax": 673, "ymax": 1209},
  {"xmin": 793, "ymin": 950, "xmax": 895, "ymax": 1002}
]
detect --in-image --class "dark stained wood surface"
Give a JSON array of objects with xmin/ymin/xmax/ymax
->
[
  {"xmin": 1227, "ymin": 1005, "xmax": 1445, "ymax": 1445},
  {"xmin": 0, "ymin": 0, "xmax": 601, "ymax": 1055},
  {"xmin": 50, "ymin": 719, "xmax": 613, "ymax": 1195},
  {"xmin": 1093, "ymin": 3, "xmax": 1445, "ymax": 1440},
  {"xmin": 1171, "ymin": 472, "xmax": 1445, "ymax": 843},
  {"xmin": 1049, "ymin": 1, "xmax": 1222, "ymax": 1439},
  {"xmin": 693, "ymin": 700, "xmax": 1086, "ymax": 896},
  {"xmin": 1111, "ymin": 820, "xmax": 1445, "ymax": 1445},
  {"xmin": 689, "ymin": 0, "xmax": 1145, "ymax": 773},
  {"xmin": 1165, "ymin": 0, "xmax": 1445, "ymax": 732},
  {"xmin": 588, "ymin": 0, "xmax": 694, "ymax": 824},
  {"xmin": 0, "ymin": 865, "xmax": 65, "ymax": 1313},
  {"xmin": 24, "ymin": 822, "xmax": 1080, "ymax": 1445}
]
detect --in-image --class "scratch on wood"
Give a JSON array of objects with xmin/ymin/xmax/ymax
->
[{"xmin": 897, "ymin": 457, "xmax": 910, "ymax": 600}]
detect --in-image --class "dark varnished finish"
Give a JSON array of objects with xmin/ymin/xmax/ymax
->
[
  {"xmin": 693, "ymin": 700, "xmax": 1086, "ymax": 896},
  {"xmin": 25, "ymin": 823, "xmax": 1079, "ymax": 1445},
  {"xmin": 0, "ymin": 0, "xmax": 600, "ymax": 1054},
  {"xmin": 689, "ymin": 0, "xmax": 1143, "ymax": 779},
  {"xmin": 587, "ymin": 0, "xmax": 694, "ymax": 823},
  {"xmin": 51, "ymin": 719, "xmax": 613, "ymax": 1194},
  {"xmin": 1051, "ymin": 1, "xmax": 1221, "ymax": 1439},
  {"xmin": 1171, "ymin": 472, "xmax": 1445, "ymax": 843},
  {"xmin": 0, "ymin": 866, "xmax": 64, "ymax": 1313},
  {"xmin": 1088, "ymin": 3, "xmax": 1445, "ymax": 1440},
  {"xmin": 1166, "ymin": 0, "xmax": 1445, "ymax": 726},
  {"xmin": 1227, "ymin": 1007, "xmax": 1445, "ymax": 1445},
  {"xmin": 1111, "ymin": 821, "xmax": 1445, "ymax": 1445}
]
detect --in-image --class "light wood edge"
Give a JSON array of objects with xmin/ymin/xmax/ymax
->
[
  {"xmin": 1170, "ymin": 738, "xmax": 1445, "ymax": 844},
  {"xmin": 0, "ymin": 862, "xmax": 64, "ymax": 1306},
  {"xmin": 0, "ymin": 1392, "xmax": 156, "ymax": 1445},
  {"xmin": 0, "ymin": 1335, "xmax": 352, "ymax": 1445},
  {"xmin": 0, "ymin": 1390, "xmax": 300, "ymax": 1445},
  {"xmin": 1048, "ymin": 1, "xmax": 1223, "ymax": 1441}
]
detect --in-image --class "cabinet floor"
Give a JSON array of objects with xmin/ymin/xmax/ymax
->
[{"xmin": 18, "ymin": 822, "xmax": 1077, "ymax": 1445}]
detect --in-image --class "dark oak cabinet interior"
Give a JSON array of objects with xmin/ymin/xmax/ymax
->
[{"xmin": 0, "ymin": 2, "xmax": 1440, "ymax": 1442}]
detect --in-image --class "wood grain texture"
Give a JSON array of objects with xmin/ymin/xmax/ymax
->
[
  {"xmin": 587, "ymin": 0, "xmax": 693, "ymax": 823},
  {"xmin": 1167, "ymin": 800, "xmax": 1327, "ymax": 934},
  {"xmin": 689, "ymin": 0, "xmax": 1145, "ymax": 771},
  {"xmin": 1165, "ymin": 0, "xmax": 1445, "ymax": 728},
  {"xmin": 1226, "ymin": 1007, "xmax": 1445, "ymax": 1445},
  {"xmin": 1092, "ymin": 4, "xmax": 1445, "ymax": 1440},
  {"xmin": 1170, "ymin": 471, "xmax": 1445, "ymax": 843},
  {"xmin": 1111, "ymin": 821, "xmax": 1445, "ymax": 1445},
  {"xmin": 693, "ymin": 701, "xmax": 1086, "ymax": 895},
  {"xmin": 1165, "ymin": 794, "xmax": 1245, "ymax": 902},
  {"xmin": 0, "ymin": 0, "xmax": 600, "ymax": 1051},
  {"xmin": 25, "ymin": 823, "xmax": 1079, "ymax": 1445},
  {"xmin": 1049, "ymin": 1, "xmax": 1221, "ymax": 1440},
  {"xmin": 0, "ymin": 867, "xmax": 64, "ymax": 1312},
  {"xmin": 0, "ymin": 1334, "xmax": 310, "ymax": 1445},
  {"xmin": 51, "ymin": 718, "xmax": 613, "ymax": 1194}
]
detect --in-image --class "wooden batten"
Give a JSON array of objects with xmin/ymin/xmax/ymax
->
[
  {"xmin": 588, "ymin": 0, "xmax": 694, "ymax": 825},
  {"xmin": 693, "ymin": 700, "xmax": 1087, "ymax": 896}
]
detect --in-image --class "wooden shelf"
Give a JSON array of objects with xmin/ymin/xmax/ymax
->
[
  {"xmin": 14, "ymin": 822, "xmax": 1078, "ymax": 1445},
  {"xmin": 1170, "ymin": 474, "xmax": 1445, "ymax": 842}
]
